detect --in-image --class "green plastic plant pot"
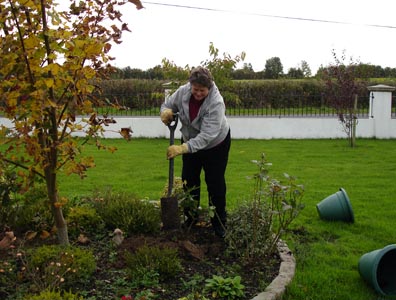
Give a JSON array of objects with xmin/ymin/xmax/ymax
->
[
  {"xmin": 316, "ymin": 188, "xmax": 354, "ymax": 223},
  {"xmin": 358, "ymin": 244, "xmax": 396, "ymax": 296}
]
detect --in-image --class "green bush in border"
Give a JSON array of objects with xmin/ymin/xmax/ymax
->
[
  {"xmin": 91, "ymin": 190, "xmax": 161, "ymax": 235},
  {"xmin": 23, "ymin": 289, "xmax": 84, "ymax": 300},
  {"xmin": 27, "ymin": 245, "xmax": 96, "ymax": 292},
  {"xmin": 124, "ymin": 244, "xmax": 182, "ymax": 284},
  {"xmin": 66, "ymin": 205, "xmax": 105, "ymax": 239}
]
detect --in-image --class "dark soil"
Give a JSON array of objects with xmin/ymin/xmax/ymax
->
[
  {"xmin": 113, "ymin": 221, "xmax": 280, "ymax": 300},
  {"xmin": 0, "ymin": 222, "xmax": 280, "ymax": 300}
]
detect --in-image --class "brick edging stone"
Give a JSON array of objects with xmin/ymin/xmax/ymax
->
[{"xmin": 251, "ymin": 239, "xmax": 295, "ymax": 300}]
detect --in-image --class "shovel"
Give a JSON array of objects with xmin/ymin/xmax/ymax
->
[{"xmin": 160, "ymin": 113, "xmax": 181, "ymax": 230}]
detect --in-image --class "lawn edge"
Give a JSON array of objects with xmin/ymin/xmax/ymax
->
[{"xmin": 251, "ymin": 239, "xmax": 295, "ymax": 300}]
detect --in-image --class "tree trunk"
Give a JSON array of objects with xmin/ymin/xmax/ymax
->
[
  {"xmin": 351, "ymin": 95, "xmax": 358, "ymax": 148},
  {"xmin": 46, "ymin": 169, "xmax": 69, "ymax": 246},
  {"xmin": 52, "ymin": 203, "xmax": 69, "ymax": 245}
]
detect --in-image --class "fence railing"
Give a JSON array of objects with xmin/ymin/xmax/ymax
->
[{"xmin": 96, "ymin": 92, "xmax": 370, "ymax": 118}]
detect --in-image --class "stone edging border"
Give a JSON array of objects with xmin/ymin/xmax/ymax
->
[{"xmin": 251, "ymin": 239, "xmax": 296, "ymax": 300}]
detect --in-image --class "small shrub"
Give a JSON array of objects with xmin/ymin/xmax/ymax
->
[
  {"xmin": 204, "ymin": 275, "xmax": 245, "ymax": 300},
  {"xmin": 0, "ymin": 255, "xmax": 22, "ymax": 299},
  {"xmin": 0, "ymin": 164, "xmax": 20, "ymax": 228},
  {"xmin": 226, "ymin": 153, "xmax": 304, "ymax": 261},
  {"xmin": 23, "ymin": 289, "xmax": 84, "ymax": 300},
  {"xmin": 226, "ymin": 200, "xmax": 272, "ymax": 260},
  {"xmin": 0, "ymin": 163, "xmax": 19, "ymax": 217},
  {"xmin": 10, "ymin": 184, "xmax": 54, "ymax": 235},
  {"xmin": 92, "ymin": 190, "xmax": 161, "ymax": 235},
  {"xmin": 66, "ymin": 205, "xmax": 105, "ymax": 239},
  {"xmin": 124, "ymin": 245, "xmax": 182, "ymax": 285},
  {"xmin": 27, "ymin": 245, "xmax": 96, "ymax": 292}
]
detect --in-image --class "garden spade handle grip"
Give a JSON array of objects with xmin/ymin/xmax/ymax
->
[{"xmin": 167, "ymin": 113, "xmax": 179, "ymax": 197}]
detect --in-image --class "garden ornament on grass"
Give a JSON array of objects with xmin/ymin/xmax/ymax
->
[{"xmin": 112, "ymin": 228, "xmax": 124, "ymax": 246}]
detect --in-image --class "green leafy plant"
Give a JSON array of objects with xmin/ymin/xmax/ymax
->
[
  {"xmin": 226, "ymin": 199, "xmax": 272, "ymax": 260},
  {"xmin": 124, "ymin": 244, "xmax": 182, "ymax": 285},
  {"xmin": 178, "ymin": 292, "xmax": 210, "ymax": 300},
  {"xmin": 0, "ymin": 163, "xmax": 19, "ymax": 206},
  {"xmin": 26, "ymin": 245, "xmax": 96, "ymax": 292},
  {"xmin": 181, "ymin": 273, "xmax": 206, "ymax": 293},
  {"xmin": 167, "ymin": 177, "xmax": 201, "ymax": 226},
  {"xmin": 0, "ymin": 162, "xmax": 21, "ymax": 228},
  {"xmin": 134, "ymin": 289, "xmax": 157, "ymax": 300},
  {"xmin": 0, "ymin": 253, "xmax": 24, "ymax": 299},
  {"xmin": 3, "ymin": 184, "xmax": 54, "ymax": 238},
  {"xmin": 66, "ymin": 205, "xmax": 105, "ymax": 239},
  {"xmin": 23, "ymin": 289, "xmax": 84, "ymax": 300},
  {"xmin": 226, "ymin": 153, "xmax": 304, "ymax": 261},
  {"xmin": 204, "ymin": 275, "xmax": 245, "ymax": 300},
  {"xmin": 92, "ymin": 189, "xmax": 161, "ymax": 235}
]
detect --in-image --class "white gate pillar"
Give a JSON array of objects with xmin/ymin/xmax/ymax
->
[{"xmin": 367, "ymin": 84, "xmax": 395, "ymax": 138}]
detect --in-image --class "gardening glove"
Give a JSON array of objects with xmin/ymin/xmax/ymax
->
[
  {"xmin": 160, "ymin": 108, "xmax": 174, "ymax": 125},
  {"xmin": 167, "ymin": 143, "xmax": 189, "ymax": 159}
]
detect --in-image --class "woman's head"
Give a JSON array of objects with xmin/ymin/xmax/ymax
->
[{"xmin": 189, "ymin": 67, "xmax": 213, "ymax": 89}]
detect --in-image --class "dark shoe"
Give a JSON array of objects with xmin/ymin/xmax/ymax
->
[{"xmin": 213, "ymin": 223, "xmax": 226, "ymax": 238}]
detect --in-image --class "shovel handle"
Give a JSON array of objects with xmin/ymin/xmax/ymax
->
[
  {"xmin": 167, "ymin": 113, "xmax": 179, "ymax": 197},
  {"xmin": 167, "ymin": 112, "xmax": 179, "ymax": 145}
]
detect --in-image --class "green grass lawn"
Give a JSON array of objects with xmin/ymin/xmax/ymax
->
[{"xmin": 58, "ymin": 138, "xmax": 396, "ymax": 299}]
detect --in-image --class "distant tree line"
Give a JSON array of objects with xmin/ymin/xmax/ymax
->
[{"xmin": 110, "ymin": 57, "xmax": 396, "ymax": 80}]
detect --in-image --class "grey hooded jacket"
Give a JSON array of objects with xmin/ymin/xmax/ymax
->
[{"xmin": 160, "ymin": 82, "xmax": 230, "ymax": 153}]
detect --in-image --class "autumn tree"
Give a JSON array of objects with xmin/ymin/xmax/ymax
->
[
  {"xmin": 201, "ymin": 42, "xmax": 246, "ymax": 88},
  {"xmin": 0, "ymin": 0, "xmax": 142, "ymax": 245},
  {"xmin": 161, "ymin": 42, "xmax": 245, "ymax": 105},
  {"xmin": 321, "ymin": 50, "xmax": 367, "ymax": 147}
]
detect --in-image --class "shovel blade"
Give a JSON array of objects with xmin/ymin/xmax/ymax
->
[{"xmin": 160, "ymin": 196, "xmax": 180, "ymax": 230}]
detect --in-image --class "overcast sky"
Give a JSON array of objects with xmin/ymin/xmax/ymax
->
[{"xmin": 109, "ymin": 0, "xmax": 396, "ymax": 74}]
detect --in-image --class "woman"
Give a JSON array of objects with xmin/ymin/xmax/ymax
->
[{"xmin": 160, "ymin": 67, "xmax": 231, "ymax": 237}]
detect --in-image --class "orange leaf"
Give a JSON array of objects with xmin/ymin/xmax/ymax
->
[
  {"xmin": 40, "ymin": 230, "xmax": 50, "ymax": 239},
  {"xmin": 120, "ymin": 127, "xmax": 133, "ymax": 140}
]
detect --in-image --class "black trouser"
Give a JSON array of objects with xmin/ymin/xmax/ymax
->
[{"xmin": 182, "ymin": 130, "xmax": 231, "ymax": 225}]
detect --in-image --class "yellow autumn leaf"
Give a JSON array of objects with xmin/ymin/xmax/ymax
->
[
  {"xmin": 7, "ymin": 97, "xmax": 17, "ymax": 108},
  {"xmin": 19, "ymin": 0, "xmax": 37, "ymax": 9},
  {"xmin": 43, "ymin": 63, "xmax": 61, "ymax": 76},
  {"xmin": 24, "ymin": 36, "xmax": 40, "ymax": 49},
  {"xmin": 74, "ymin": 39, "xmax": 86, "ymax": 49},
  {"xmin": 45, "ymin": 99, "xmax": 57, "ymax": 108},
  {"xmin": 82, "ymin": 67, "xmax": 96, "ymax": 80},
  {"xmin": 44, "ymin": 78, "xmax": 54, "ymax": 88},
  {"xmin": 86, "ymin": 41, "xmax": 104, "ymax": 56},
  {"xmin": 25, "ymin": 231, "xmax": 37, "ymax": 241}
]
